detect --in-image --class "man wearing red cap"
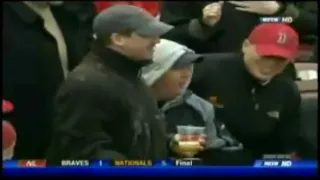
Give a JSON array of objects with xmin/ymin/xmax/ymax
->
[
  {"xmin": 241, "ymin": 23, "xmax": 299, "ymax": 81},
  {"xmin": 190, "ymin": 23, "xmax": 311, "ymax": 161}
]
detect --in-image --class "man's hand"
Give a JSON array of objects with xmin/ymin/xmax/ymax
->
[
  {"xmin": 228, "ymin": 1, "xmax": 281, "ymax": 15},
  {"xmin": 202, "ymin": 1, "xmax": 224, "ymax": 27},
  {"xmin": 171, "ymin": 134, "xmax": 206, "ymax": 158}
]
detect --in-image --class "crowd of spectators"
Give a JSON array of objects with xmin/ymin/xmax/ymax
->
[{"xmin": 3, "ymin": 1, "xmax": 317, "ymax": 163}]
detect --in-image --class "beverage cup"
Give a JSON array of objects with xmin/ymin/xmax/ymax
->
[{"xmin": 176, "ymin": 125, "xmax": 205, "ymax": 153}]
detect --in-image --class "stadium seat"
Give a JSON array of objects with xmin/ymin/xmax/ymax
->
[{"xmin": 295, "ymin": 63, "xmax": 318, "ymax": 159}]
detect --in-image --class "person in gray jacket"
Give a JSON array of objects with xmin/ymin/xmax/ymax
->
[{"xmin": 141, "ymin": 39, "xmax": 247, "ymax": 163}]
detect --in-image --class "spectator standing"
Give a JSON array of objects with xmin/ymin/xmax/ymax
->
[
  {"xmin": 46, "ymin": 5, "xmax": 173, "ymax": 163},
  {"xmin": 161, "ymin": 1, "xmax": 317, "ymax": 53},
  {"xmin": 3, "ymin": 1, "xmax": 95, "ymax": 159}
]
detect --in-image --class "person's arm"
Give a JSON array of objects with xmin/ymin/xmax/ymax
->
[
  {"xmin": 275, "ymin": 82, "xmax": 302, "ymax": 155},
  {"xmin": 227, "ymin": 1, "xmax": 317, "ymax": 37},
  {"xmin": 280, "ymin": 3, "xmax": 317, "ymax": 36},
  {"xmin": 53, "ymin": 74, "xmax": 126, "ymax": 159},
  {"xmin": 278, "ymin": 83, "xmax": 317, "ymax": 159},
  {"xmin": 202, "ymin": 102, "xmax": 227, "ymax": 149},
  {"xmin": 160, "ymin": 2, "xmax": 222, "ymax": 45}
]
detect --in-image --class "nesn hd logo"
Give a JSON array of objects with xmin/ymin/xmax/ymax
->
[
  {"xmin": 260, "ymin": 16, "xmax": 293, "ymax": 23},
  {"xmin": 263, "ymin": 160, "xmax": 292, "ymax": 167}
]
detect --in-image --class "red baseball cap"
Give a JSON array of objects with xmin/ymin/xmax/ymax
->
[
  {"xmin": 2, "ymin": 100, "xmax": 14, "ymax": 113},
  {"xmin": 248, "ymin": 23, "xmax": 299, "ymax": 61}
]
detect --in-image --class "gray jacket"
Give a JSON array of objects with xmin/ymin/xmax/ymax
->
[{"xmin": 161, "ymin": 90, "xmax": 243, "ymax": 150}]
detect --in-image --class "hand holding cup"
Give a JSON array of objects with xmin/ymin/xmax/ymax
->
[{"xmin": 171, "ymin": 126, "xmax": 206, "ymax": 158}]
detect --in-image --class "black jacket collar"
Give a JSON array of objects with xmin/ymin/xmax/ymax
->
[{"xmin": 92, "ymin": 43, "xmax": 148, "ymax": 79}]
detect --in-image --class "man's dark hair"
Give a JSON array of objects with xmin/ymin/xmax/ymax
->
[{"xmin": 103, "ymin": 29, "xmax": 135, "ymax": 45}]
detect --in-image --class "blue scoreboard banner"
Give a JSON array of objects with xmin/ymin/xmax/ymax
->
[{"xmin": 3, "ymin": 159, "xmax": 317, "ymax": 177}]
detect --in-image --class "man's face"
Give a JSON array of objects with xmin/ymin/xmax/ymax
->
[
  {"xmin": 153, "ymin": 65, "xmax": 193, "ymax": 100},
  {"xmin": 114, "ymin": 32, "xmax": 160, "ymax": 61},
  {"xmin": 242, "ymin": 40, "xmax": 289, "ymax": 81}
]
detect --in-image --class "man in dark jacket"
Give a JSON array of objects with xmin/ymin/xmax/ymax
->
[
  {"xmin": 161, "ymin": 1, "xmax": 317, "ymax": 53},
  {"xmin": 46, "ymin": 5, "xmax": 173, "ymax": 163},
  {"xmin": 3, "ymin": 1, "xmax": 95, "ymax": 159},
  {"xmin": 190, "ymin": 23, "xmax": 312, "ymax": 159}
]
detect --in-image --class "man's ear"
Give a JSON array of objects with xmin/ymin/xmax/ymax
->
[
  {"xmin": 110, "ymin": 33, "xmax": 126, "ymax": 46},
  {"xmin": 242, "ymin": 39, "xmax": 251, "ymax": 53}
]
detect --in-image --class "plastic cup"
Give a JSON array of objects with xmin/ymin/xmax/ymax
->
[
  {"xmin": 176, "ymin": 125, "xmax": 205, "ymax": 154},
  {"xmin": 176, "ymin": 126, "xmax": 205, "ymax": 141},
  {"xmin": 192, "ymin": 126, "xmax": 205, "ymax": 135}
]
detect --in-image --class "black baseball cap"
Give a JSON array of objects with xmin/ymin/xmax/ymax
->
[
  {"xmin": 93, "ymin": 4, "xmax": 173, "ymax": 41},
  {"xmin": 172, "ymin": 52, "xmax": 204, "ymax": 68}
]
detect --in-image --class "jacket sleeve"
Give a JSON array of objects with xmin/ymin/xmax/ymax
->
[
  {"xmin": 199, "ymin": 106, "xmax": 254, "ymax": 165},
  {"xmin": 281, "ymin": 3, "xmax": 317, "ymax": 36},
  {"xmin": 160, "ymin": 2, "xmax": 221, "ymax": 45},
  {"xmin": 54, "ymin": 75, "xmax": 126, "ymax": 160},
  {"xmin": 203, "ymin": 103, "xmax": 227, "ymax": 149},
  {"xmin": 276, "ymin": 83, "xmax": 302, "ymax": 155}
]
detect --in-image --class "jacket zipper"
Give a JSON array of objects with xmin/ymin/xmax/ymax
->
[{"xmin": 251, "ymin": 87, "xmax": 259, "ymax": 110}]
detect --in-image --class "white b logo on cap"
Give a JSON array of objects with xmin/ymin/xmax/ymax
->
[{"xmin": 277, "ymin": 32, "xmax": 288, "ymax": 44}]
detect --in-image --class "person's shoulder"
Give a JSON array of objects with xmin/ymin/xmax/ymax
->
[
  {"xmin": 185, "ymin": 93, "xmax": 214, "ymax": 121},
  {"xmin": 286, "ymin": 80, "xmax": 300, "ymax": 99},
  {"xmin": 276, "ymin": 76, "xmax": 300, "ymax": 100},
  {"xmin": 70, "ymin": 62, "xmax": 108, "ymax": 81},
  {"xmin": 187, "ymin": 93, "xmax": 212, "ymax": 107},
  {"xmin": 197, "ymin": 52, "xmax": 241, "ymax": 69},
  {"xmin": 59, "ymin": 64, "xmax": 114, "ymax": 97},
  {"xmin": 202, "ymin": 52, "xmax": 240, "ymax": 61},
  {"xmin": 201, "ymin": 52, "xmax": 241, "ymax": 67}
]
